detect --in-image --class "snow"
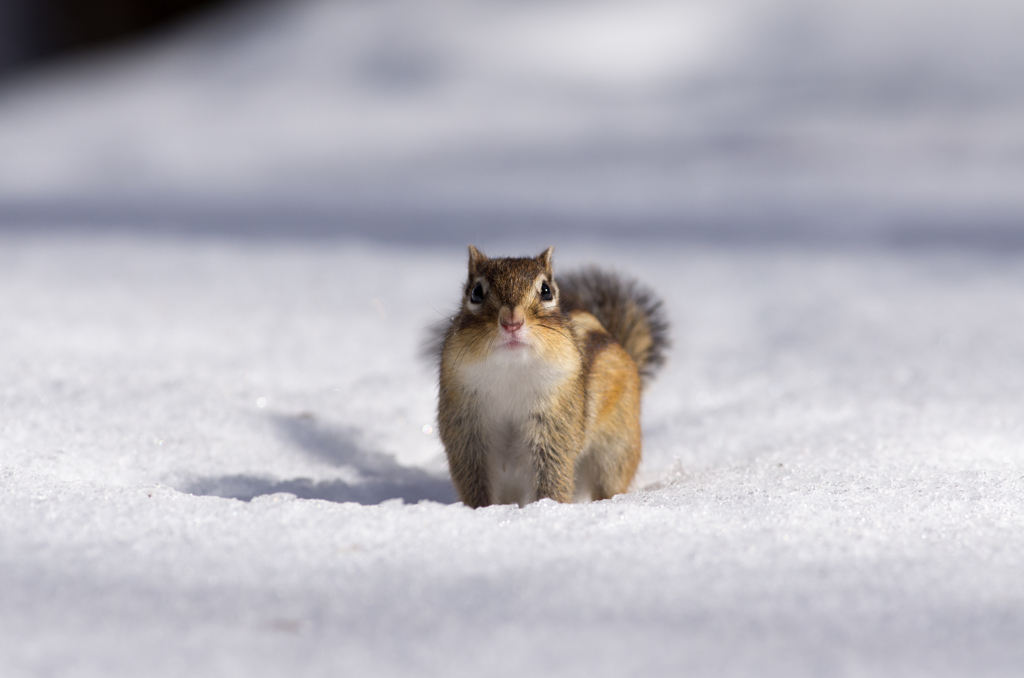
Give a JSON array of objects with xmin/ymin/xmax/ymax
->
[
  {"xmin": 3, "ymin": 235, "xmax": 1024, "ymax": 677},
  {"xmin": 2, "ymin": 0, "xmax": 1024, "ymax": 676}
]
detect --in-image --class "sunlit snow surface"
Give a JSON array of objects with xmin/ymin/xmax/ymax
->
[
  {"xmin": 3, "ymin": 0, "xmax": 1024, "ymax": 675},
  {"xmin": 3, "ymin": 235, "xmax": 1024, "ymax": 677}
]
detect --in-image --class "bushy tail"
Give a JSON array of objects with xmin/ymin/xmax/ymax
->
[{"xmin": 558, "ymin": 267, "xmax": 670, "ymax": 387}]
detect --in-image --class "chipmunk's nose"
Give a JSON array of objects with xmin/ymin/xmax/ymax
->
[{"xmin": 499, "ymin": 307, "xmax": 524, "ymax": 332}]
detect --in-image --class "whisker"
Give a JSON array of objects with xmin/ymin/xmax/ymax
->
[
  {"xmin": 534, "ymin": 322, "xmax": 586, "ymax": 362},
  {"xmin": 427, "ymin": 314, "xmax": 456, "ymax": 327},
  {"xmin": 427, "ymin": 302, "xmax": 454, "ymax": 319},
  {"xmin": 450, "ymin": 326, "xmax": 490, "ymax": 372}
]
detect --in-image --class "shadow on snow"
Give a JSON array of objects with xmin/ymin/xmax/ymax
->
[{"xmin": 182, "ymin": 412, "xmax": 457, "ymax": 506}]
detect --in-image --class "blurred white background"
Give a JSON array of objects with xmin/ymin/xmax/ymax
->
[{"xmin": 1, "ymin": 0, "xmax": 1022, "ymax": 243}]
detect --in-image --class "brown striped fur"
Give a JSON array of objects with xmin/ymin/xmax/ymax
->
[{"xmin": 437, "ymin": 246, "xmax": 667, "ymax": 507}]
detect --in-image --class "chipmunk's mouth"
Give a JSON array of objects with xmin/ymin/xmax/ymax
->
[
  {"xmin": 499, "ymin": 337, "xmax": 529, "ymax": 350},
  {"xmin": 497, "ymin": 330, "xmax": 530, "ymax": 350}
]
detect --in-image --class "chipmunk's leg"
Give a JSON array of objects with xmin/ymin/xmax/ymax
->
[
  {"xmin": 529, "ymin": 408, "xmax": 585, "ymax": 504},
  {"xmin": 449, "ymin": 437, "xmax": 491, "ymax": 508},
  {"xmin": 444, "ymin": 427, "xmax": 491, "ymax": 508},
  {"xmin": 438, "ymin": 390, "xmax": 491, "ymax": 508},
  {"xmin": 572, "ymin": 449, "xmax": 601, "ymax": 502},
  {"xmin": 584, "ymin": 345, "xmax": 643, "ymax": 501},
  {"xmin": 587, "ymin": 429, "xmax": 641, "ymax": 500}
]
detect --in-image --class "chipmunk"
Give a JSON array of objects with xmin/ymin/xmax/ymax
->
[{"xmin": 436, "ymin": 246, "xmax": 669, "ymax": 507}]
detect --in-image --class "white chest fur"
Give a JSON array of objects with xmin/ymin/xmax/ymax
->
[{"xmin": 458, "ymin": 348, "xmax": 570, "ymax": 506}]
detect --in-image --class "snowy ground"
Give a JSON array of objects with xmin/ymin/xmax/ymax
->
[
  {"xmin": 3, "ymin": 234, "xmax": 1024, "ymax": 677},
  {"xmin": 3, "ymin": 0, "xmax": 1024, "ymax": 676}
]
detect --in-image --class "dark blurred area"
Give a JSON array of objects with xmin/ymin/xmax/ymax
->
[
  {"xmin": 1, "ymin": 0, "xmax": 1022, "ymax": 246},
  {"xmin": 0, "ymin": 0, "xmax": 233, "ymax": 74}
]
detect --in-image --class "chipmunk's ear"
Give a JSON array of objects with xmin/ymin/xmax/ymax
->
[
  {"xmin": 536, "ymin": 246, "xmax": 554, "ymax": 275},
  {"xmin": 468, "ymin": 245, "xmax": 487, "ymax": 274}
]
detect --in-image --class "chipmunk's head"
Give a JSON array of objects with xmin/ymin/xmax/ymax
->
[{"xmin": 457, "ymin": 245, "xmax": 562, "ymax": 355}]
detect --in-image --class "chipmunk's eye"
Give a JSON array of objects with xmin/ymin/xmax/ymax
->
[
  {"xmin": 470, "ymin": 282, "xmax": 484, "ymax": 304},
  {"xmin": 540, "ymin": 281, "xmax": 553, "ymax": 301}
]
